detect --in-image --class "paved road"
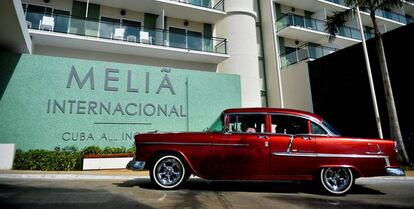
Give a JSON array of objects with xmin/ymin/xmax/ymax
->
[{"xmin": 1, "ymin": 177, "xmax": 414, "ymax": 209}]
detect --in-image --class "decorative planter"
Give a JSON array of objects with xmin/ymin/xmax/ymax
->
[
  {"xmin": 82, "ymin": 153, "xmax": 134, "ymax": 170},
  {"xmin": 0, "ymin": 144, "xmax": 15, "ymax": 170}
]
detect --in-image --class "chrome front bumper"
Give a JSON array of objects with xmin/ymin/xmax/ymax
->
[
  {"xmin": 126, "ymin": 160, "xmax": 146, "ymax": 170},
  {"xmin": 386, "ymin": 167, "xmax": 406, "ymax": 176}
]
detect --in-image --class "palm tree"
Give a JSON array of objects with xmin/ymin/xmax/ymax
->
[{"xmin": 325, "ymin": 0, "xmax": 409, "ymax": 163}]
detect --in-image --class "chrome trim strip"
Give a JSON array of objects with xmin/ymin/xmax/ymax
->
[
  {"xmin": 273, "ymin": 152, "xmax": 317, "ymax": 157},
  {"xmin": 272, "ymin": 152, "xmax": 390, "ymax": 166},
  {"xmin": 138, "ymin": 142, "xmax": 249, "ymax": 147},
  {"xmin": 211, "ymin": 143, "xmax": 250, "ymax": 147},
  {"xmin": 138, "ymin": 142, "xmax": 210, "ymax": 146}
]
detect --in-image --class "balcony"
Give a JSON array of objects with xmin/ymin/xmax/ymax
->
[
  {"xmin": 168, "ymin": 0, "xmax": 224, "ymax": 11},
  {"xmin": 80, "ymin": 0, "xmax": 226, "ymax": 24},
  {"xmin": 361, "ymin": 7, "xmax": 408, "ymax": 24},
  {"xmin": 280, "ymin": 44, "xmax": 338, "ymax": 68},
  {"xmin": 276, "ymin": 13, "xmax": 373, "ymax": 48},
  {"xmin": 324, "ymin": 0, "xmax": 408, "ymax": 30},
  {"xmin": 25, "ymin": 11, "xmax": 228, "ymax": 64}
]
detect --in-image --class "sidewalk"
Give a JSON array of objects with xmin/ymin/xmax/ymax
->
[
  {"xmin": 0, "ymin": 169, "xmax": 413, "ymax": 180},
  {"xmin": 0, "ymin": 169, "xmax": 149, "ymax": 180}
]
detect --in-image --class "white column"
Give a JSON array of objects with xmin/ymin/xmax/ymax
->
[
  {"xmin": 356, "ymin": 7, "xmax": 383, "ymax": 138},
  {"xmin": 216, "ymin": 0, "xmax": 262, "ymax": 107}
]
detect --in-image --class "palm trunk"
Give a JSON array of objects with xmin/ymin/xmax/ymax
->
[{"xmin": 370, "ymin": 14, "xmax": 409, "ymax": 163}]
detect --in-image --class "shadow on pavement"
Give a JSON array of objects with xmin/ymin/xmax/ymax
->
[
  {"xmin": 264, "ymin": 194, "xmax": 410, "ymax": 209},
  {"xmin": 0, "ymin": 183, "xmax": 154, "ymax": 209},
  {"xmin": 116, "ymin": 178, "xmax": 384, "ymax": 195}
]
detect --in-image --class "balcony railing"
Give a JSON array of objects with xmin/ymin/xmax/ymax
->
[
  {"xmin": 325, "ymin": 0, "xmax": 409, "ymax": 24},
  {"xmin": 24, "ymin": 11, "xmax": 227, "ymax": 54},
  {"xmin": 363, "ymin": 8, "xmax": 407, "ymax": 24},
  {"xmin": 276, "ymin": 13, "xmax": 374, "ymax": 41},
  {"xmin": 170, "ymin": 0, "xmax": 225, "ymax": 11},
  {"xmin": 280, "ymin": 44, "xmax": 338, "ymax": 68}
]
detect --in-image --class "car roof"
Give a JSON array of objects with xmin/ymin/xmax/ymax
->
[{"xmin": 223, "ymin": 108, "xmax": 323, "ymax": 123}]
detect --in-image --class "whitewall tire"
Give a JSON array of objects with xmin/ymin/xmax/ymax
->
[
  {"xmin": 150, "ymin": 155, "xmax": 186, "ymax": 189},
  {"xmin": 320, "ymin": 167, "xmax": 354, "ymax": 195}
]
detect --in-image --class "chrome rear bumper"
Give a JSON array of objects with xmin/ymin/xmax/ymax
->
[
  {"xmin": 385, "ymin": 167, "xmax": 405, "ymax": 176},
  {"xmin": 126, "ymin": 160, "xmax": 146, "ymax": 170}
]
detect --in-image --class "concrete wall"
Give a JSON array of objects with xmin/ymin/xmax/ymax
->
[
  {"xmin": 281, "ymin": 62, "xmax": 313, "ymax": 112},
  {"xmin": 0, "ymin": 52, "xmax": 241, "ymax": 150},
  {"xmin": 259, "ymin": 0, "xmax": 282, "ymax": 108},
  {"xmin": 21, "ymin": 0, "xmax": 73, "ymax": 11},
  {"xmin": 216, "ymin": 0, "xmax": 262, "ymax": 107},
  {"xmin": 167, "ymin": 17, "xmax": 204, "ymax": 34},
  {"xmin": 0, "ymin": 0, "xmax": 32, "ymax": 53},
  {"xmin": 99, "ymin": 6, "xmax": 145, "ymax": 23}
]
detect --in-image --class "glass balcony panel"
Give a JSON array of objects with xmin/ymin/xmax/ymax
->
[
  {"xmin": 280, "ymin": 44, "xmax": 339, "ymax": 67},
  {"xmin": 188, "ymin": 31, "xmax": 203, "ymax": 51},
  {"xmin": 98, "ymin": 21, "xmax": 114, "ymax": 39},
  {"xmin": 350, "ymin": 28, "xmax": 362, "ymax": 40},
  {"xmin": 70, "ymin": 19, "xmax": 85, "ymax": 36},
  {"xmin": 53, "ymin": 11, "xmax": 70, "ymax": 33},
  {"xmin": 293, "ymin": 15, "xmax": 305, "ymax": 28},
  {"xmin": 321, "ymin": 47, "xmax": 336, "ymax": 56},
  {"xmin": 314, "ymin": 19, "xmax": 326, "ymax": 32},
  {"xmin": 169, "ymin": 27, "xmax": 187, "ymax": 49},
  {"xmin": 85, "ymin": 20, "xmax": 99, "ymax": 37},
  {"xmin": 308, "ymin": 44, "xmax": 322, "ymax": 59},
  {"xmin": 168, "ymin": 0, "xmax": 224, "ymax": 11},
  {"xmin": 27, "ymin": 11, "xmax": 226, "ymax": 54},
  {"xmin": 214, "ymin": 39, "xmax": 226, "ymax": 54},
  {"xmin": 285, "ymin": 51, "xmax": 298, "ymax": 66},
  {"xmin": 276, "ymin": 14, "xmax": 290, "ymax": 31},
  {"xmin": 297, "ymin": 48, "xmax": 308, "ymax": 61},
  {"xmin": 25, "ymin": 11, "xmax": 44, "ymax": 29}
]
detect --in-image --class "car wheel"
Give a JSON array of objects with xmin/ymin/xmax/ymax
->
[
  {"xmin": 320, "ymin": 167, "xmax": 354, "ymax": 195},
  {"xmin": 150, "ymin": 155, "xmax": 186, "ymax": 189}
]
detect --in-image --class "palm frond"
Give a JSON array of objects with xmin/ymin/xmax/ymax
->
[
  {"xmin": 375, "ymin": 0, "xmax": 403, "ymax": 11},
  {"xmin": 325, "ymin": 8, "xmax": 356, "ymax": 41},
  {"xmin": 345, "ymin": 0, "xmax": 372, "ymax": 8}
]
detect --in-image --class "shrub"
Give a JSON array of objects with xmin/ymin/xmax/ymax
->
[{"xmin": 13, "ymin": 145, "xmax": 134, "ymax": 171}]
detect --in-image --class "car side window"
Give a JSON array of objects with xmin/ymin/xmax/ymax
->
[
  {"xmin": 271, "ymin": 115, "xmax": 308, "ymax": 135},
  {"xmin": 311, "ymin": 122, "xmax": 327, "ymax": 135},
  {"xmin": 228, "ymin": 114, "xmax": 265, "ymax": 133}
]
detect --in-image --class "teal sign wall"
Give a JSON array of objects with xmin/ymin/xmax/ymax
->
[{"xmin": 0, "ymin": 52, "xmax": 241, "ymax": 150}]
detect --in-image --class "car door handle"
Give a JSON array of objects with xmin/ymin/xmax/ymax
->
[
  {"xmin": 301, "ymin": 136, "xmax": 312, "ymax": 140},
  {"xmin": 257, "ymin": 135, "xmax": 269, "ymax": 139}
]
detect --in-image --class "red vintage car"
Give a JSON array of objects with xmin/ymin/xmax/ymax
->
[{"xmin": 127, "ymin": 108, "xmax": 404, "ymax": 194}]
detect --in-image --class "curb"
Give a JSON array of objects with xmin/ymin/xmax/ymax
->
[
  {"xmin": 0, "ymin": 173, "xmax": 413, "ymax": 181},
  {"xmin": 0, "ymin": 173, "xmax": 147, "ymax": 180}
]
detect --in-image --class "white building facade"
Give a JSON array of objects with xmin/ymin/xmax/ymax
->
[{"xmin": 1, "ymin": 0, "xmax": 413, "ymax": 111}]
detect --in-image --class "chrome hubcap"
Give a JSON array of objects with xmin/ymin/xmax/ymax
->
[
  {"xmin": 323, "ymin": 168, "xmax": 351, "ymax": 192},
  {"xmin": 156, "ymin": 158, "xmax": 183, "ymax": 186}
]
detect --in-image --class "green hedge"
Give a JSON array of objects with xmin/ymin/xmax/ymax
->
[{"xmin": 13, "ymin": 146, "xmax": 135, "ymax": 171}]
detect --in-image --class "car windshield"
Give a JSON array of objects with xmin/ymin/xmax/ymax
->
[
  {"xmin": 207, "ymin": 114, "xmax": 224, "ymax": 132},
  {"xmin": 322, "ymin": 120, "xmax": 341, "ymax": 136}
]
